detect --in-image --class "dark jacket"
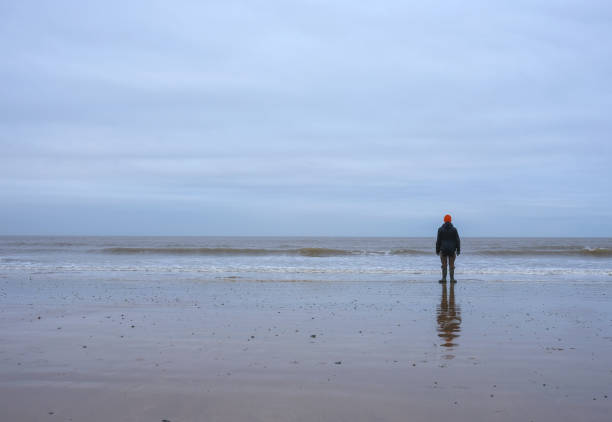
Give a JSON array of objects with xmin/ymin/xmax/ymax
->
[{"xmin": 436, "ymin": 222, "xmax": 460, "ymax": 255}]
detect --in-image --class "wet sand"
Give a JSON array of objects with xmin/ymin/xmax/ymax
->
[{"xmin": 1, "ymin": 277, "xmax": 611, "ymax": 421}]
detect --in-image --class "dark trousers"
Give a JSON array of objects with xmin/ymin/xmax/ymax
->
[{"xmin": 440, "ymin": 253, "xmax": 456, "ymax": 271}]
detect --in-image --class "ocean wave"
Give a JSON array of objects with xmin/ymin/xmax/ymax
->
[
  {"xmin": 475, "ymin": 247, "xmax": 612, "ymax": 257},
  {"xmin": 296, "ymin": 248, "xmax": 359, "ymax": 257},
  {"xmin": 2, "ymin": 263, "xmax": 611, "ymax": 277},
  {"xmin": 96, "ymin": 246, "xmax": 612, "ymax": 258},
  {"xmin": 99, "ymin": 247, "xmax": 365, "ymax": 257},
  {"xmin": 0, "ymin": 241, "xmax": 88, "ymax": 247},
  {"xmin": 0, "ymin": 257, "xmax": 34, "ymax": 263},
  {"xmin": 389, "ymin": 249, "xmax": 427, "ymax": 255},
  {"xmin": 102, "ymin": 247, "xmax": 281, "ymax": 256}
]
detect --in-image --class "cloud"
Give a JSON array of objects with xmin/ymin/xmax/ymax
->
[{"xmin": 1, "ymin": 0, "xmax": 611, "ymax": 235}]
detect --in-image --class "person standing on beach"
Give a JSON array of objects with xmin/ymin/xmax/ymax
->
[{"xmin": 436, "ymin": 214, "xmax": 461, "ymax": 283}]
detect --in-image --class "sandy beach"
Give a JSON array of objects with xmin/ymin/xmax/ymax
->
[
  {"xmin": 3, "ymin": 0, "xmax": 612, "ymax": 418},
  {"xmin": 1, "ymin": 274, "xmax": 611, "ymax": 421}
]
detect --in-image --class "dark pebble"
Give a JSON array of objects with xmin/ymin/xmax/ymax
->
[
  {"xmin": 310, "ymin": 334, "xmax": 316, "ymax": 338},
  {"xmin": 334, "ymin": 361, "xmax": 342, "ymax": 365}
]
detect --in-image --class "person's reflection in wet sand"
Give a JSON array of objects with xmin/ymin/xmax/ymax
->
[{"xmin": 437, "ymin": 282, "xmax": 462, "ymax": 358}]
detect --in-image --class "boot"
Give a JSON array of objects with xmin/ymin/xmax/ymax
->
[
  {"xmin": 439, "ymin": 266, "xmax": 447, "ymax": 283},
  {"xmin": 450, "ymin": 267, "xmax": 457, "ymax": 283}
]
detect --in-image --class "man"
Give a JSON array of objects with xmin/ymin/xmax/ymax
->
[{"xmin": 436, "ymin": 214, "xmax": 461, "ymax": 283}]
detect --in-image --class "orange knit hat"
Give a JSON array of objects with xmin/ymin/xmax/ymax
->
[{"xmin": 444, "ymin": 214, "xmax": 452, "ymax": 223}]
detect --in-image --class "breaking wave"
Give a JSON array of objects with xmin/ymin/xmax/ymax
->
[
  {"xmin": 100, "ymin": 247, "xmax": 366, "ymax": 257},
  {"xmin": 389, "ymin": 249, "xmax": 427, "ymax": 255},
  {"xmin": 475, "ymin": 247, "xmax": 612, "ymax": 257},
  {"xmin": 98, "ymin": 246, "xmax": 612, "ymax": 258}
]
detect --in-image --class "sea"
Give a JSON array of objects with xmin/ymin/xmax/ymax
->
[{"xmin": 1, "ymin": 236, "xmax": 611, "ymax": 284}]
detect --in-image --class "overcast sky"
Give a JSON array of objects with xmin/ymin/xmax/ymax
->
[{"xmin": 1, "ymin": 1, "xmax": 611, "ymax": 236}]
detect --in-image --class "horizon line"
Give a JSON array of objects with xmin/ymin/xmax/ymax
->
[{"xmin": 1, "ymin": 234, "xmax": 611, "ymax": 239}]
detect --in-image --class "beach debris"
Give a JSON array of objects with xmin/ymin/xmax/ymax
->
[
  {"xmin": 334, "ymin": 361, "xmax": 342, "ymax": 365},
  {"xmin": 310, "ymin": 334, "xmax": 316, "ymax": 338},
  {"xmin": 162, "ymin": 419, "xmax": 171, "ymax": 422}
]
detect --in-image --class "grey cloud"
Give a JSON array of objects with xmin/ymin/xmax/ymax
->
[{"xmin": 1, "ymin": 0, "xmax": 611, "ymax": 235}]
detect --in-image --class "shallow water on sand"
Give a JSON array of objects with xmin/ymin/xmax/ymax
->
[{"xmin": 1, "ymin": 276, "xmax": 611, "ymax": 421}]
